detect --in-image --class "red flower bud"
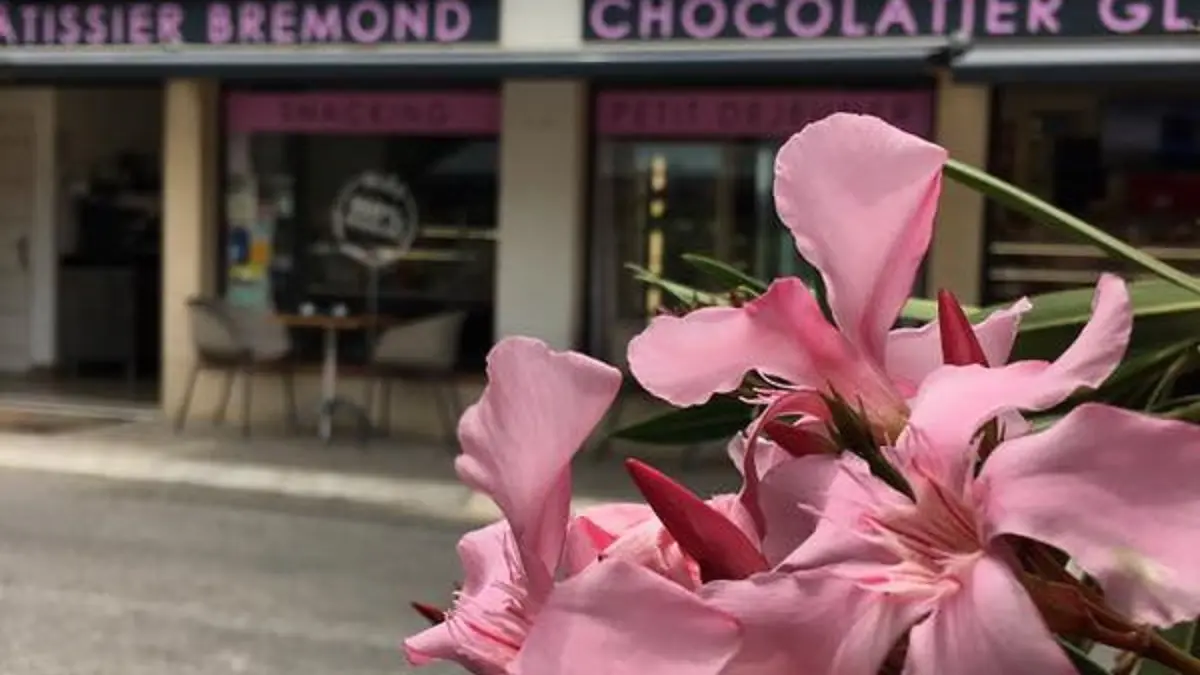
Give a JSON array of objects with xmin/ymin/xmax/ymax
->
[
  {"xmin": 763, "ymin": 420, "xmax": 836, "ymax": 457},
  {"xmin": 625, "ymin": 459, "xmax": 768, "ymax": 583},
  {"xmin": 937, "ymin": 289, "xmax": 988, "ymax": 367},
  {"xmin": 411, "ymin": 601, "xmax": 446, "ymax": 626}
]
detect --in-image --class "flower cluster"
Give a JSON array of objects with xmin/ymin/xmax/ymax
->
[{"xmin": 404, "ymin": 114, "xmax": 1200, "ymax": 675}]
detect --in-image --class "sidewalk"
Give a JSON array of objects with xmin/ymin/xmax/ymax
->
[{"xmin": 0, "ymin": 419, "xmax": 740, "ymax": 526}]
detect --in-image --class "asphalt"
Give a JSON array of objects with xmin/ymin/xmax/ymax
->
[{"xmin": 0, "ymin": 469, "xmax": 469, "ymax": 675}]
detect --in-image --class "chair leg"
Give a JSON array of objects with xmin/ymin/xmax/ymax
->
[
  {"xmin": 363, "ymin": 374, "xmax": 377, "ymax": 432},
  {"xmin": 282, "ymin": 368, "xmax": 299, "ymax": 433},
  {"xmin": 173, "ymin": 364, "xmax": 201, "ymax": 433},
  {"xmin": 381, "ymin": 379, "xmax": 394, "ymax": 437},
  {"xmin": 433, "ymin": 383, "xmax": 458, "ymax": 449},
  {"xmin": 241, "ymin": 363, "xmax": 254, "ymax": 438},
  {"xmin": 213, "ymin": 368, "xmax": 235, "ymax": 426}
]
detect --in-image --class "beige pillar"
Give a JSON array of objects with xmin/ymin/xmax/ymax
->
[
  {"xmin": 161, "ymin": 79, "xmax": 219, "ymax": 412},
  {"xmin": 495, "ymin": 80, "xmax": 588, "ymax": 350},
  {"xmin": 929, "ymin": 72, "xmax": 992, "ymax": 306}
]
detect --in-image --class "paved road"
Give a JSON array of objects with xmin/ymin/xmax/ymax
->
[{"xmin": 0, "ymin": 469, "xmax": 471, "ymax": 675}]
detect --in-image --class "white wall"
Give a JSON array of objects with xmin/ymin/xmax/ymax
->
[{"xmin": 495, "ymin": 80, "xmax": 589, "ymax": 350}]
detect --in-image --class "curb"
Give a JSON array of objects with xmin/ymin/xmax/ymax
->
[{"xmin": 0, "ymin": 437, "xmax": 613, "ymax": 525}]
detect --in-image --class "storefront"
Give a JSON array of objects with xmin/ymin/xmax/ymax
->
[{"xmin": 1, "ymin": 0, "xmax": 1192, "ymax": 429}]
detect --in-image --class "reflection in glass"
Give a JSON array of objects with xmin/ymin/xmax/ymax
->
[
  {"xmin": 987, "ymin": 87, "xmax": 1200, "ymax": 303},
  {"xmin": 223, "ymin": 132, "xmax": 498, "ymax": 369}
]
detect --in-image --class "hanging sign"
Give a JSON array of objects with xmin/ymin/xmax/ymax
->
[{"xmin": 330, "ymin": 171, "xmax": 419, "ymax": 267}]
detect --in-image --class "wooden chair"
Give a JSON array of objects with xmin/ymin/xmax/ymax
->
[
  {"xmin": 366, "ymin": 311, "xmax": 468, "ymax": 446},
  {"xmin": 173, "ymin": 298, "xmax": 299, "ymax": 437}
]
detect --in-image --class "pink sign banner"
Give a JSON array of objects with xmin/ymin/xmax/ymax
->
[
  {"xmin": 226, "ymin": 91, "xmax": 501, "ymax": 135},
  {"xmin": 595, "ymin": 90, "xmax": 933, "ymax": 139}
]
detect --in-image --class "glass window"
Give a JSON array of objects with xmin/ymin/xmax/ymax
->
[
  {"xmin": 987, "ymin": 86, "xmax": 1200, "ymax": 302},
  {"xmin": 590, "ymin": 138, "xmax": 816, "ymax": 362},
  {"xmin": 223, "ymin": 91, "xmax": 499, "ymax": 370}
]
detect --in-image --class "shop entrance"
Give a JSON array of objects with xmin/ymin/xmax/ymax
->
[{"xmin": 0, "ymin": 85, "xmax": 163, "ymax": 412}]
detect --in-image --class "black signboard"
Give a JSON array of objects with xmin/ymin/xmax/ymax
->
[
  {"xmin": 584, "ymin": 0, "xmax": 1199, "ymax": 40},
  {"xmin": 0, "ymin": 0, "xmax": 500, "ymax": 46}
]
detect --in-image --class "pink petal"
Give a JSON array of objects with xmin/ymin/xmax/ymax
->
[
  {"xmin": 702, "ymin": 571, "xmax": 923, "ymax": 674},
  {"xmin": 513, "ymin": 560, "xmax": 741, "ymax": 675},
  {"xmin": 563, "ymin": 503, "xmax": 657, "ymax": 576},
  {"xmin": 906, "ymin": 274, "xmax": 1130, "ymax": 450},
  {"xmin": 755, "ymin": 454, "xmax": 841, "ymax": 565},
  {"xmin": 980, "ymin": 404, "xmax": 1200, "ymax": 625},
  {"xmin": 774, "ymin": 113, "xmax": 948, "ymax": 363},
  {"xmin": 627, "ymin": 278, "xmax": 846, "ymax": 407},
  {"xmin": 904, "ymin": 555, "xmax": 1074, "ymax": 675},
  {"xmin": 456, "ymin": 337, "xmax": 622, "ymax": 597},
  {"xmin": 885, "ymin": 297, "xmax": 1032, "ymax": 390}
]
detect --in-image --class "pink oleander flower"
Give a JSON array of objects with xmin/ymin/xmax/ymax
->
[
  {"xmin": 736, "ymin": 360, "xmax": 1200, "ymax": 674},
  {"xmin": 404, "ymin": 337, "xmax": 767, "ymax": 674},
  {"xmin": 404, "ymin": 336, "xmax": 630, "ymax": 674},
  {"xmin": 627, "ymin": 113, "xmax": 1032, "ymax": 440}
]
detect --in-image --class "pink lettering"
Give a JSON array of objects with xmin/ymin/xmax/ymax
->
[
  {"xmin": 271, "ymin": 1, "xmax": 297, "ymax": 43},
  {"xmin": 875, "ymin": 0, "xmax": 917, "ymax": 35},
  {"xmin": 84, "ymin": 5, "xmax": 106, "ymax": 44},
  {"xmin": 983, "ymin": 0, "xmax": 1017, "ymax": 34},
  {"xmin": 59, "ymin": 5, "xmax": 82, "ymax": 44},
  {"xmin": 41, "ymin": 5, "xmax": 56, "ymax": 43},
  {"xmin": 1164, "ymin": 0, "xmax": 1194, "ymax": 31},
  {"xmin": 590, "ymin": 0, "xmax": 632, "ymax": 38},
  {"xmin": 681, "ymin": 0, "xmax": 726, "ymax": 38},
  {"xmin": 238, "ymin": 2, "xmax": 267, "ymax": 42},
  {"xmin": 732, "ymin": 0, "xmax": 773, "ymax": 38},
  {"xmin": 301, "ymin": 5, "xmax": 342, "ymax": 42},
  {"xmin": 394, "ymin": 0, "xmax": 429, "ymax": 40},
  {"xmin": 958, "ymin": 0, "xmax": 976, "ymax": 36},
  {"xmin": 640, "ymin": 0, "xmax": 674, "ymax": 38},
  {"xmin": 1025, "ymin": 0, "xmax": 1061, "ymax": 34},
  {"xmin": 158, "ymin": 3, "xmax": 185, "ymax": 44},
  {"xmin": 128, "ymin": 3, "xmax": 152, "ymax": 44},
  {"xmin": 20, "ymin": 6, "xmax": 36, "ymax": 42},
  {"xmin": 840, "ymin": 0, "xmax": 867, "ymax": 36},
  {"xmin": 111, "ymin": 5, "xmax": 124, "ymax": 42},
  {"xmin": 0, "ymin": 7, "xmax": 14, "ymax": 43},
  {"xmin": 347, "ymin": 1, "xmax": 387, "ymax": 42},
  {"xmin": 930, "ymin": 0, "xmax": 950, "ymax": 33},
  {"xmin": 207, "ymin": 3, "xmax": 235, "ymax": 43},
  {"xmin": 784, "ymin": 0, "xmax": 831, "ymax": 37},
  {"xmin": 1099, "ymin": 0, "xmax": 1151, "ymax": 33},
  {"xmin": 433, "ymin": 0, "xmax": 470, "ymax": 41}
]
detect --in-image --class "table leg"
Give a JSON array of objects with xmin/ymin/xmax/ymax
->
[{"xmin": 318, "ymin": 326, "xmax": 338, "ymax": 442}]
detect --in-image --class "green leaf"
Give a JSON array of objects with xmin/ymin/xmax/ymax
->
[
  {"xmin": 1138, "ymin": 621, "xmax": 1198, "ymax": 675},
  {"xmin": 944, "ymin": 159, "xmax": 1200, "ymax": 297},
  {"xmin": 612, "ymin": 396, "xmax": 753, "ymax": 445},
  {"xmin": 1073, "ymin": 339, "xmax": 1200, "ymax": 409},
  {"xmin": 625, "ymin": 263, "xmax": 728, "ymax": 308},
  {"xmin": 1058, "ymin": 638, "xmax": 1112, "ymax": 675},
  {"xmin": 994, "ymin": 279, "xmax": 1200, "ymax": 363},
  {"xmin": 680, "ymin": 254, "xmax": 769, "ymax": 295}
]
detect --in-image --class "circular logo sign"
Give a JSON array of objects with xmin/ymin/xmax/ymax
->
[{"xmin": 330, "ymin": 172, "xmax": 418, "ymax": 260}]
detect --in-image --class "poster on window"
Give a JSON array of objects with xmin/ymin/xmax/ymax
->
[{"xmin": 330, "ymin": 171, "xmax": 419, "ymax": 268}]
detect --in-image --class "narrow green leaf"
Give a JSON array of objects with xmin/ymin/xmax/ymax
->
[
  {"xmin": 1138, "ymin": 621, "xmax": 1198, "ymax": 675},
  {"xmin": 612, "ymin": 397, "xmax": 753, "ymax": 445},
  {"xmin": 944, "ymin": 159, "xmax": 1200, "ymax": 297},
  {"xmin": 680, "ymin": 254, "xmax": 769, "ymax": 295},
  {"xmin": 625, "ymin": 263, "xmax": 728, "ymax": 308},
  {"xmin": 993, "ymin": 279, "xmax": 1200, "ymax": 363},
  {"xmin": 1059, "ymin": 638, "xmax": 1112, "ymax": 675}
]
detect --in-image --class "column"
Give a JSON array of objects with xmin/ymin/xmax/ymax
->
[
  {"xmin": 160, "ymin": 79, "xmax": 219, "ymax": 412},
  {"xmin": 929, "ymin": 72, "xmax": 992, "ymax": 306},
  {"xmin": 495, "ymin": 80, "xmax": 588, "ymax": 350}
]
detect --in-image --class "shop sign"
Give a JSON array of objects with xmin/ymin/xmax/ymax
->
[
  {"xmin": 0, "ymin": 0, "xmax": 501, "ymax": 46},
  {"xmin": 226, "ymin": 91, "xmax": 501, "ymax": 136},
  {"xmin": 584, "ymin": 0, "xmax": 1199, "ymax": 40},
  {"xmin": 331, "ymin": 172, "xmax": 420, "ymax": 267},
  {"xmin": 595, "ymin": 90, "xmax": 933, "ymax": 139}
]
